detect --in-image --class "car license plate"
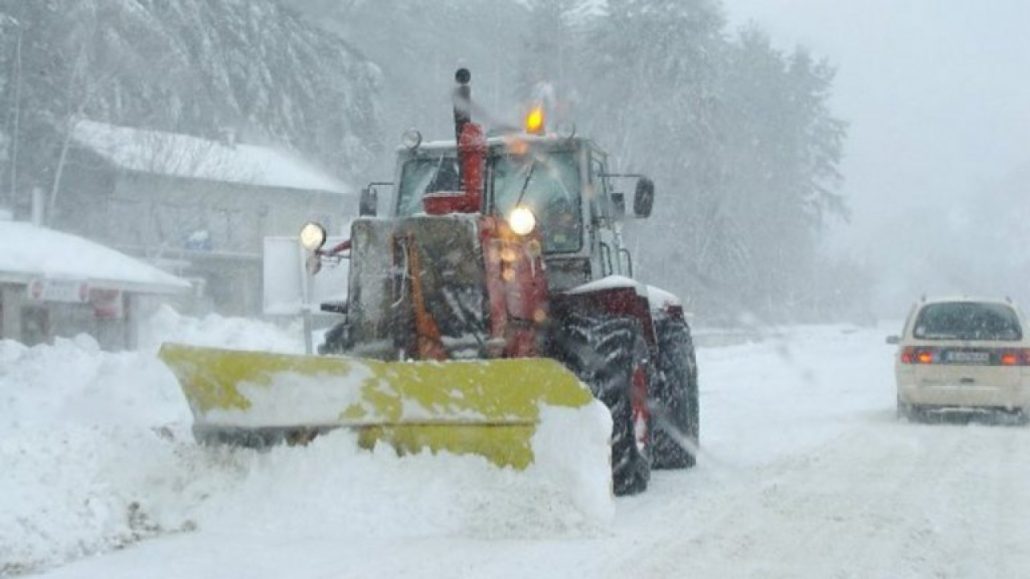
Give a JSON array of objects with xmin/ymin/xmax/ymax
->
[{"xmin": 945, "ymin": 351, "xmax": 989, "ymax": 364}]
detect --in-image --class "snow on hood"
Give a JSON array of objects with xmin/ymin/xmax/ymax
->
[
  {"xmin": 565, "ymin": 274, "xmax": 645, "ymax": 296},
  {"xmin": 0, "ymin": 221, "xmax": 190, "ymax": 294}
]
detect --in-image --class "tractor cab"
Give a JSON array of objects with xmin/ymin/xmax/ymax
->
[{"xmin": 369, "ymin": 134, "xmax": 654, "ymax": 292}]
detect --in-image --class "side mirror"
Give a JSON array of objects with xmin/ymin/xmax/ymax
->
[
  {"xmin": 633, "ymin": 177, "xmax": 654, "ymax": 218},
  {"xmin": 610, "ymin": 192, "xmax": 626, "ymax": 218},
  {"xmin": 886, "ymin": 335, "xmax": 900, "ymax": 345},
  {"xmin": 359, "ymin": 187, "xmax": 378, "ymax": 217}
]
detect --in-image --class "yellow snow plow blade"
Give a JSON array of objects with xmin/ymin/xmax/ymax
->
[{"xmin": 158, "ymin": 343, "xmax": 593, "ymax": 469}]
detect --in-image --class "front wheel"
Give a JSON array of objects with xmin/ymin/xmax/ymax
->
[
  {"xmin": 652, "ymin": 316, "xmax": 699, "ymax": 469},
  {"xmin": 553, "ymin": 314, "xmax": 653, "ymax": 496}
]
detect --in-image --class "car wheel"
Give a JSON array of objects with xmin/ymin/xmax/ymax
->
[{"xmin": 897, "ymin": 397, "xmax": 922, "ymax": 422}]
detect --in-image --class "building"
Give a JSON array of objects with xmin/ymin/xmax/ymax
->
[
  {"xmin": 0, "ymin": 218, "xmax": 191, "ymax": 350},
  {"xmin": 48, "ymin": 119, "xmax": 353, "ymax": 315}
]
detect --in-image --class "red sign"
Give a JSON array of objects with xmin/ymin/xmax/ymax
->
[{"xmin": 90, "ymin": 288, "xmax": 124, "ymax": 319}]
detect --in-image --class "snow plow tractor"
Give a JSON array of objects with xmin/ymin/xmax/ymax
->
[{"xmin": 159, "ymin": 69, "xmax": 699, "ymax": 495}]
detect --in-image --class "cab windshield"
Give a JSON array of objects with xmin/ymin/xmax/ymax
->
[
  {"xmin": 395, "ymin": 149, "xmax": 583, "ymax": 254},
  {"xmin": 396, "ymin": 155, "xmax": 461, "ymax": 216},
  {"xmin": 491, "ymin": 150, "xmax": 582, "ymax": 253}
]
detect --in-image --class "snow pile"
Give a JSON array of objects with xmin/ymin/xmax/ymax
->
[
  {"xmin": 0, "ymin": 335, "xmax": 188, "ymax": 435},
  {"xmin": 1, "ymin": 309, "xmax": 614, "ymax": 575},
  {"xmin": 138, "ymin": 304, "xmax": 305, "ymax": 354},
  {"xmin": 0, "ymin": 335, "xmax": 190, "ymax": 574},
  {"xmin": 176, "ymin": 427, "xmax": 612, "ymax": 543},
  {"xmin": 528, "ymin": 405, "xmax": 615, "ymax": 524}
]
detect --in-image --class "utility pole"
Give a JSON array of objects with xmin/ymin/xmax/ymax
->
[{"xmin": 8, "ymin": 27, "xmax": 23, "ymax": 209}]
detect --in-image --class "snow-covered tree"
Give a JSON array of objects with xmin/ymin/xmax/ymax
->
[{"xmin": 0, "ymin": 0, "xmax": 383, "ymax": 218}]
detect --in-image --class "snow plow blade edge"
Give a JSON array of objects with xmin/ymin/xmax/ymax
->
[{"xmin": 158, "ymin": 343, "xmax": 594, "ymax": 469}]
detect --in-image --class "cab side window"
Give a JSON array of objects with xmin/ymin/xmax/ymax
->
[{"xmin": 589, "ymin": 155, "xmax": 610, "ymax": 224}]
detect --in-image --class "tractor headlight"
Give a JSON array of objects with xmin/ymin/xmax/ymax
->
[
  {"xmin": 508, "ymin": 206, "xmax": 536, "ymax": 236},
  {"xmin": 299, "ymin": 221, "xmax": 327, "ymax": 251}
]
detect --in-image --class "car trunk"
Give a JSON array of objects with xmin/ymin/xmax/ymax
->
[{"xmin": 913, "ymin": 343, "xmax": 1022, "ymax": 388}]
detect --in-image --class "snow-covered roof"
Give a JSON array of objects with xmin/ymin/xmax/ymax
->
[
  {"xmin": 0, "ymin": 220, "xmax": 191, "ymax": 295},
  {"xmin": 72, "ymin": 119, "xmax": 350, "ymax": 195}
]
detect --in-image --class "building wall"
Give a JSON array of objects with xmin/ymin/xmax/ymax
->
[
  {"xmin": 0, "ymin": 282, "xmax": 140, "ymax": 350},
  {"xmin": 55, "ymin": 150, "xmax": 354, "ymax": 315},
  {"xmin": 1, "ymin": 284, "xmax": 24, "ymax": 342},
  {"xmin": 106, "ymin": 171, "xmax": 350, "ymax": 254}
]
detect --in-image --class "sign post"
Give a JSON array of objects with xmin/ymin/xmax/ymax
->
[
  {"xmin": 298, "ymin": 242, "xmax": 314, "ymax": 355},
  {"xmin": 262, "ymin": 236, "xmax": 348, "ymax": 355}
]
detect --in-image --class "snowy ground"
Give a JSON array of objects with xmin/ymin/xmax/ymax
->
[{"xmin": 4, "ymin": 312, "xmax": 1030, "ymax": 578}]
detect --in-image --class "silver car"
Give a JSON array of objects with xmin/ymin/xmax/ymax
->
[{"xmin": 890, "ymin": 297, "xmax": 1030, "ymax": 420}]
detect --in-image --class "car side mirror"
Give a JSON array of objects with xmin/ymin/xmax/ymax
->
[
  {"xmin": 359, "ymin": 186, "xmax": 378, "ymax": 217},
  {"xmin": 610, "ymin": 192, "xmax": 626, "ymax": 218},
  {"xmin": 633, "ymin": 177, "xmax": 654, "ymax": 218},
  {"xmin": 886, "ymin": 335, "xmax": 900, "ymax": 345}
]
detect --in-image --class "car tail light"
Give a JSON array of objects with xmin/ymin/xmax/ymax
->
[
  {"xmin": 900, "ymin": 347, "xmax": 936, "ymax": 364},
  {"xmin": 998, "ymin": 349, "xmax": 1030, "ymax": 366},
  {"xmin": 902, "ymin": 347, "xmax": 1030, "ymax": 366}
]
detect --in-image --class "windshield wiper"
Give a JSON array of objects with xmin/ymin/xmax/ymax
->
[{"xmin": 514, "ymin": 160, "xmax": 537, "ymax": 207}]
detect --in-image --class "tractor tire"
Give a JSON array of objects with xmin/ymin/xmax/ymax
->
[
  {"xmin": 318, "ymin": 321, "xmax": 350, "ymax": 355},
  {"xmin": 553, "ymin": 313, "xmax": 653, "ymax": 496},
  {"xmin": 652, "ymin": 316, "xmax": 699, "ymax": 469}
]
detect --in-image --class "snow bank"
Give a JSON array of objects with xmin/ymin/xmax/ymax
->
[
  {"xmin": 0, "ymin": 335, "xmax": 190, "ymax": 574},
  {"xmin": 138, "ymin": 304, "xmax": 305, "ymax": 354},
  {"xmin": 1, "ymin": 309, "xmax": 614, "ymax": 575},
  {"xmin": 529, "ymin": 405, "xmax": 615, "ymax": 523},
  {"xmin": 0, "ymin": 335, "xmax": 189, "ymax": 436}
]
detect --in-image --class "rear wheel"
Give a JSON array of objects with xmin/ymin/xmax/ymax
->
[
  {"xmin": 553, "ymin": 314, "xmax": 653, "ymax": 496},
  {"xmin": 652, "ymin": 316, "xmax": 699, "ymax": 469},
  {"xmin": 897, "ymin": 396, "xmax": 922, "ymax": 422}
]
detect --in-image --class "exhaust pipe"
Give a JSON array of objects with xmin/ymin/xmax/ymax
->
[
  {"xmin": 424, "ymin": 68, "xmax": 485, "ymax": 215},
  {"xmin": 453, "ymin": 67, "xmax": 472, "ymax": 145}
]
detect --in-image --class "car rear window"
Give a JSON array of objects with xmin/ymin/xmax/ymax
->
[{"xmin": 912, "ymin": 302, "xmax": 1023, "ymax": 341}]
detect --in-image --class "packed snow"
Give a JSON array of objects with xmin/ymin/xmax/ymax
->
[
  {"xmin": 1, "ymin": 308, "xmax": 613, "ymax": 576},
  {"xmin": 4, "ymin": 315, "xmax": 1030, "ymax": 578}
]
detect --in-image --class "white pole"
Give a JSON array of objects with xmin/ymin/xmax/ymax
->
[
  {"xmin": 31, "ymin": 187, "xmax": 45, "ymax": 226},
  {"xmin": 298, "ymin": 242, "xmax": 314, "ymax": 355}
]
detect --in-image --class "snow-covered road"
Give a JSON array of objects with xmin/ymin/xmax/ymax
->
[{"xmin": 8, "ymin": 318, "xmax": 1030, "ymax": 578}]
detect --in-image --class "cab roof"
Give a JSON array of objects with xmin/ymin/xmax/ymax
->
[{"xmin": 396, "ymin": 133, "xmax": 597, "ymax": 154}]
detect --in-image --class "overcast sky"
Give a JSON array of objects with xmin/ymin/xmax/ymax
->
[{"xmin": 721, "ymin": 0, "xmax": 1030, "ymax": 312}]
